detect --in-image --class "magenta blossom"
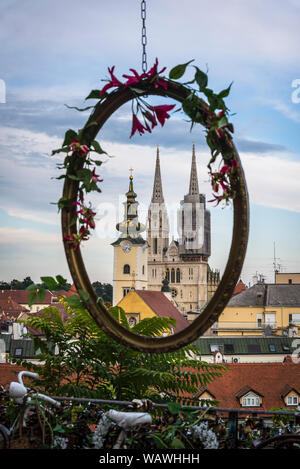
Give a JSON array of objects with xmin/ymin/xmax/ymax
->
[
  {"xmin": 73, "ymin": 202, "xmax": 97, "ymax": 230},
  {"xmin": 91, "ymin": 168, "xmax": 103, "ymax": 185},
  {"xmin": 149, "ymin": 104, "xmax": 176, "ymax": 127},
  {"xmin": 64, "ymin": 228, "xmax": 88, "ymax": 250},
  {"xmin": 144, "ymin": 110, "xmax": 157, "ymax": 129},
  {"xmin": 130, "ymin": 114, "xmax": 149, "ymax": 137},
  {"xmin": 100, "ymin": 66, "xmax": 123, "ymax": 95},
  {"xmin": 70, "ymin": 139, "xmax": 89, "ymax": 156}
]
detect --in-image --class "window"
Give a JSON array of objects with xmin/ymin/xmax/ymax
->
[
  {"xmin": 289, "ymin": 279, "xmax": 292, "ymax": 284},
  {"xmin": 166, "ymin": 268, "xmax": 170, "ymax": 282},
  {"xmin": 171, "ymin": 289, "xmax": 177, "ymax": 298},
  {"xmin": 176, "ymin": 268, "xmax": 181, "ymax": 283},
  {"xmin": 265, "ymin": 313, "xmax": 276, "ymax": 327},
  {"xmin": 14, "ymin": 348, "xmax": 23, "ymax": 357},
  {"xmin": 282, "ymin": 345, "xmax": 290, "ymax": 352},
  {"xmin": 153, "ymin": 237, "xmax": 158, "ymax": 254},
  {"xmin": 269, "ymin": 344, "xmax": 276, "ymax": 352},
  {"xmin": 247, "ymin": 344, "xmax": 261, "ymax": 354},
  {"xmin": 257, "ymin": 313, "xmax": 262, "ymax": 328},
  {"xmin": 123, "ymin": 288, "xmax": 130, "ymax": 297},
  {"xmin": 287, "ymin": 395, "xmax": 299, "ymax": 406},
  {"xmin": 210, "ymin": 344, "xmax": 220, "ymax": 353},
  {"xmin": 242, "ymin": 394, "xmax": 260, "ymax": 407},
  {"xmin": 224, "ymin": 343, "xmax": 234, "ymax": 354},
  {"xmin": 289, "ymin": 314, "xmax": 300, "ymax": 325},
  {"xmin": 142, "ymin": 265, "xmax": 145, "ymax": 275},
  {"xmin": 123, "ymin": 264, "xmax": 130, "ymax": 274},
  {"xmin": 171, "ymin": 268, "xmax": 175, "ymax": 283}
]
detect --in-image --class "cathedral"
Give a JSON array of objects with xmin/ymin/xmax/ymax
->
[{"xmin": 112, "ymin": 145, "xmax": 220, "ymax": 315}]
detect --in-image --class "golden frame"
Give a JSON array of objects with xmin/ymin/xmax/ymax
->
[{"xmin": 61, "ymin": 80, "xmax": 249, "ymax": 353}]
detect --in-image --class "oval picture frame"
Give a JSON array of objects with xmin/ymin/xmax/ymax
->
[{"xmin": 61, "ymin": 80, "xmax": 249, "ymax": 353}]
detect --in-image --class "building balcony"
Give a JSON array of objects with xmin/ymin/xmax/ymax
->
[{"xmin": 211, "ymin": 321, "xmax": 277, "ymax": 331}]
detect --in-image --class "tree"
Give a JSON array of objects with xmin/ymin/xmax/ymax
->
[
  {"xmin": 92, "ymin": 281, "xmax": 113, "ymax": 304},
  {"xmin": 13, "ymin": 300, "xmax": 225, "ymax": 403}
]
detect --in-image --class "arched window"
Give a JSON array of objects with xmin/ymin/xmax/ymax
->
[
  {"xmin": 166, "ymin": 268, "xmax": 170, "ymax": 281},
  {"xmin": 171, "ymin": 268, "xmax": 175, "ymax": 283},
  {"xmin": 123, "ymin": 264, "xmax": 130, "ymax": 274},
  {"xmin": 153, "ymin": 237, "xmax": 158, "ymax": 254},
  {"xmin": 176, "ymin": 268, "xmax": 180, "ymax": 283}
]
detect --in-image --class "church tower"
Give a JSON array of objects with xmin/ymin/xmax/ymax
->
[
  {"xmin": 112, "ymin": 171, "xmax": 148, "ymax": 305},
  {"xmin": 147, "ymin": 146, "xmax": 170, "ymax": 262},
  {"xmin": 178, "ymin": 143, "xmax": 211, "ymax": 256}
]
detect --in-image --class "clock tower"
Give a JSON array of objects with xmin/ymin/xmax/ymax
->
[{"xmin": 112, "ymin": 171, "xmax": 148, "ymax": 305}]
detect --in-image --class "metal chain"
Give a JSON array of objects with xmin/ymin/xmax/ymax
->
[{"xmin": 141, "ymin": 0, "xmax": 147, "ymax": 73}]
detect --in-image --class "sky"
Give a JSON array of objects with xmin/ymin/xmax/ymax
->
[{"xmin": 0, "ymin": 0, "xmax": 300, "ymax": 287}]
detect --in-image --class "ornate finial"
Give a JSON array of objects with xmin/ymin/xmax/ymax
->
[{"xmin": 129, "ymin": 168, "xmax": 134, "ymax": 179}]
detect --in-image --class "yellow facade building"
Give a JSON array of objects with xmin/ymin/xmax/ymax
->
[
  {"xmin": 116, "ymin": 289, "xmax": 189, "ymax": 333},
  {"xmin": 211, "ymin": 283, "xmax": 300, "ymax": 336}
]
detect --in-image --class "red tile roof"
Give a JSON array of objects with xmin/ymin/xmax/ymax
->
[
  {"xmin": 0, "ymin": 297, "xmax": 28, "ymax": 321},
  {"xmin": 0, "ymin": 288, "xmax": 74, "ymax": 306},
  {"xmin": 0, "ymin": 364, "xmax": 26, "ymax": 388},
  {"xmin": 192, "ymin": 361, "xmax": 300, "ymax": 410},
  {"xmin": 135, "ymin": 290, "xmax": 189, "ymax": 333},
  {"xmin": 233, "ymin": 280, "xmax": 247, "ymax": 296}
]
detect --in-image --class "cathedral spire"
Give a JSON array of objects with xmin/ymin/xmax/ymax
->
[
  {"xmin": 151, "ymin": 145, "xmax": 164, "ymax": 203},
  {"xmin": 188, "ymin": 143, "xmax": 199, "ymax": 195}
]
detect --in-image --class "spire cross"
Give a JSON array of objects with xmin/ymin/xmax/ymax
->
[{"xmin": 129, "ymin": 168, "xmax": 134, "ymax": 178}]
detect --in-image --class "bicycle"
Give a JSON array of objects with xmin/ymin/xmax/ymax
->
[{"xmin": 0, "ymin": 370, "xmax": 61, "ymax": 449}]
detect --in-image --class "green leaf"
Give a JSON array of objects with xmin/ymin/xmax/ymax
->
[
  {"xmin": 78, "ymin": 289, "xmax": 89, "ymax": 303},
  {"xmin": 62, "ymin": 129, "xmax": 78, "ymax": 147},
  {"xmin": 26, "ymin": 284, "xmax": 38, "ymax": 292},
  {"xmin": 85, "ymin": 89, "xmax": 101, "ymax": 100},
  {"xmin": 194, "ymin": 66, "xmax": 208, "ymax": 90},
  {"xmin": 56, "ymin": 275, "xmax": 68, "ymax": 287},
  {"xmin": 28, "ymin": 292, "xmax": 37, "ymax": 308},
  {"xmin": 92, "ymin": 140, "xmax": 107, "ymax": 155},
  {"xmin": 171, "ymin": 437, "xmax": 185, "ymax": 449},
  {"xmin": 65, "ymin": 295, "xmax": 83, "ymax": 309},
  {"xmin": 217, "ymin": 115, "xmax": 228, "ymax": 129},
  {"xmin": 167, "ymin": 402, "xmax": 181, "ymax": 415},
  {"xmin": 169, "ymin": 60, "xmax": 194, "ymax": 80},
  {"xmin": 218, "ymin": 82, "xmax": 233, "ymax": 98},
  {"xmin": 37, "ymin": 288, "xmax": 46, "ymax": 304},
  {"xmin": 40, "ymin": 276, "xmax": 57, "ymax": 290}
]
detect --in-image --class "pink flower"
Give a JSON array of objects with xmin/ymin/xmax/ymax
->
[
  {"xmin": 123, "ymin": 68, "xmax": 147, "ymax": 88},
  {"xmin": 73, "ymin": 202, "xmax": 97, "ymax": 230},
  {"xmin": 100, "ymin": 66, "xmax": 123, "ymax": 95},
  {"xmin": 70, "ymin": 139, "xmax": 89, "ymax": 156},
  {"xmin": 91, "ymin": 168, "xmax": 103, "ymax": 184},
  {"xmin": 144, "ymin": 110, "xmax": 157, "ymax": 129},
  {"xmin": 147, "ymin": 58, "xmax": 166, "ymax": 79},
  {"xmin": 130, "ymin": 114, "xmax": 148, "ymax": 137},
  {"xmin": 149, "ymin": 104, "xmax": 175, "ymax": 126}
]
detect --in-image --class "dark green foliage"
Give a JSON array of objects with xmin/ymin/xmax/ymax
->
[{"xmin": 13, "ymin": 303, "xmax": 226, "ymax": 403}]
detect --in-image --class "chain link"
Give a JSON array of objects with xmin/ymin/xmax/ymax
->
[{"xmin": 141, "ymin": 0, "xmax": 147, "ymax": 73}]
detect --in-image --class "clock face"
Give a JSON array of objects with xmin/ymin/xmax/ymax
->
[{"xmin": 122, "ymin": 242, "xmax": 131, "ymax": 253}]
